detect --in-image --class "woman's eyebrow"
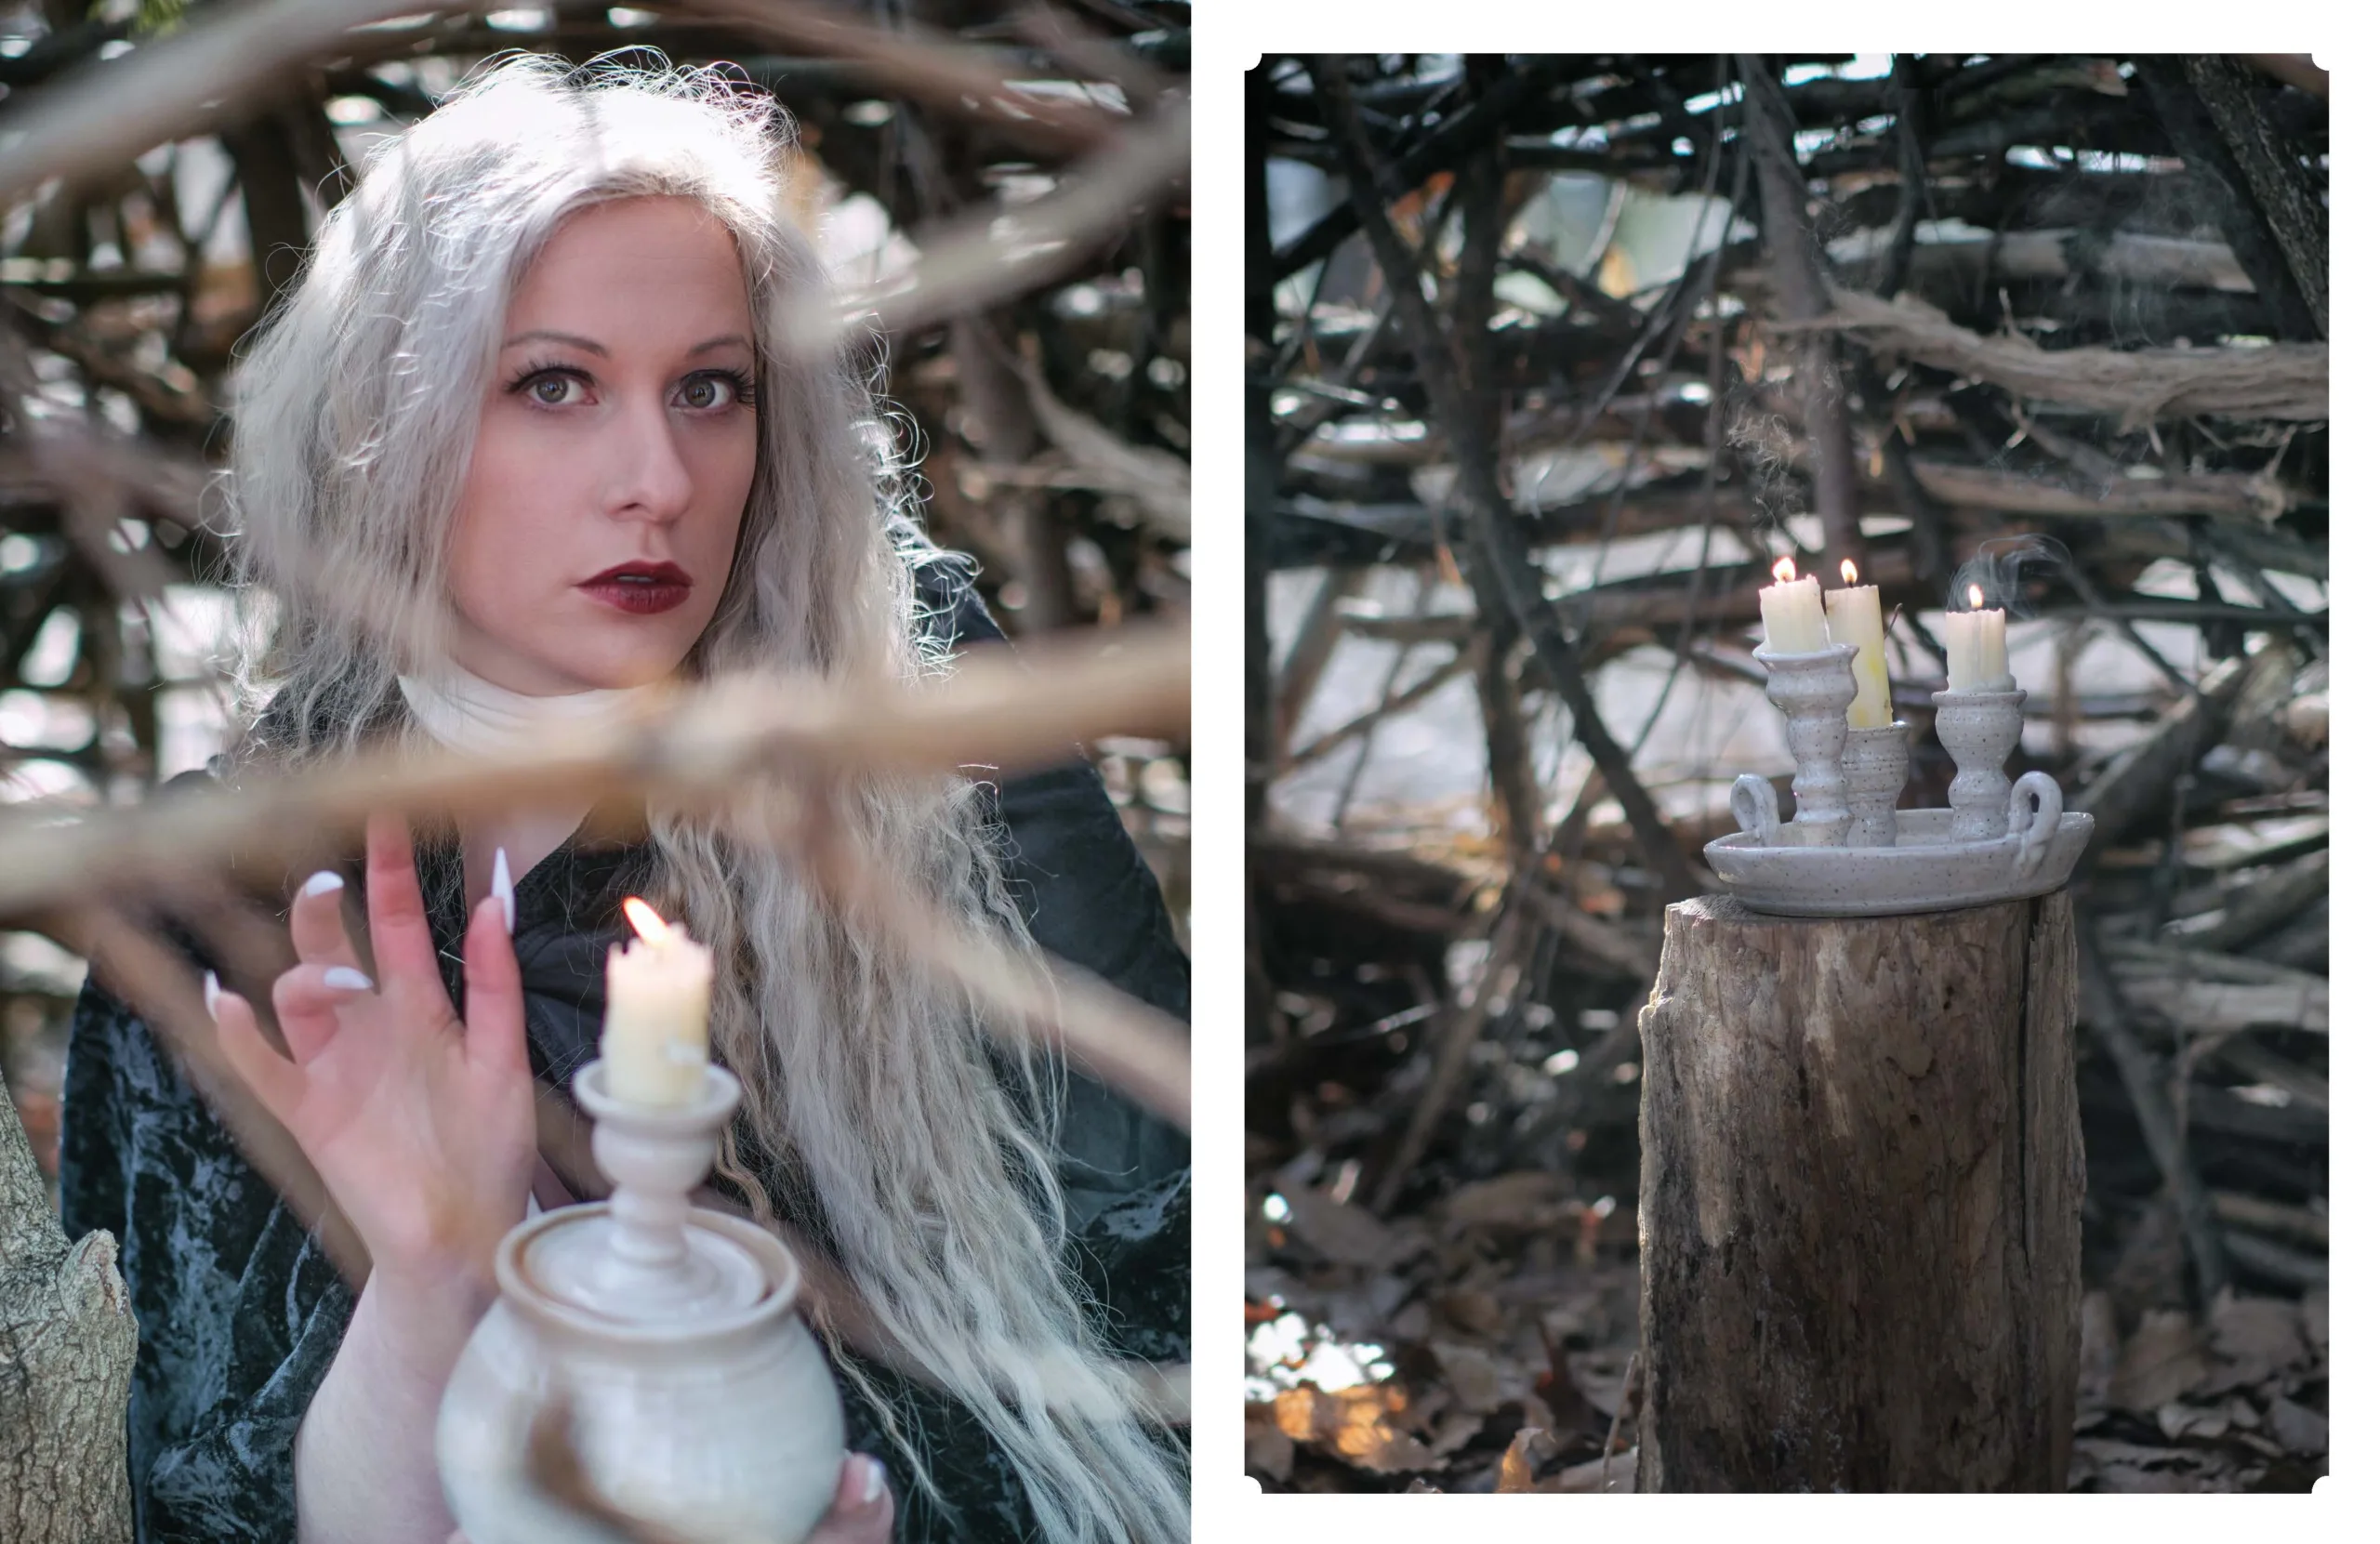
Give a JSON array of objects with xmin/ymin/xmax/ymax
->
[
  {"xmin": 500, "ymin": 330, "xmax": 752, "ymax": 358},
  {"xmin": 503, "ymin": 328, "xmax": 608, "ymax": 356}
]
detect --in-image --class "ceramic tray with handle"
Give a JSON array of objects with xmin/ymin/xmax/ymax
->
[{"xmin": 1705, "ymin": 771, "xmax": 2094, "ymax": 917}]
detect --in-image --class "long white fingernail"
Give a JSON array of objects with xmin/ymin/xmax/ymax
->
[
  {"xmin": 301, "ymin": 870, "xmax": 344, "ymax": 898},
  {"xmin": 203, "ymin": 970, "xmax": 221, "ymax": 1020},
  {"xmin": 324, "ymin": 966, "xmax": 375, "ymax": 993},
  {"xmin": 492, "ymin": 846, "xmax": 515, "ymax": 936},
  {"xmin": 863, "ymin": 1457, "xmax": 884, "ymax": 1505}
]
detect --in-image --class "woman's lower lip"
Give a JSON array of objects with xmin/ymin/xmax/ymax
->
[{"xmin": 579, "ymin": 581, "xmax": 691, "ymax": 615}]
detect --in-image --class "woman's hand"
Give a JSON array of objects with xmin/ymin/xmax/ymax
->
[
  {"xmin": 806, "ymin": 1453, "xmax": 894, "ymax": 1542},
  {"xmin": 438, "ymin": 1452, "xmax": 893, "ymax": 1544},
  {"xmin": 215, "ymin": 812, "xmax": 536, "ymax": 1295}
]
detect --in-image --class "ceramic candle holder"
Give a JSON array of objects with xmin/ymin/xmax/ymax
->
[
  {"xmin": 1754, "ymin": 641, "xmax": 1858, "ymax": 846},
  {"xmin": 1933, "ymin": 683, "xmax": 2026, "ymax": 844},
  {"xmin": 1841, "ymin": 722, "xmax": 1911, "ymax": 848},
  {"xmin": 436, "ymin": 1060, "xmax": 844, "ymax": 1544}
]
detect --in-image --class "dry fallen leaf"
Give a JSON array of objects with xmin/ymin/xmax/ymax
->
[
  {"xmin": 2266, "ymin": 1393, "xmax": 2327, "ymax": 1457},
  {"xmin": 1429, "ymin": 1410, "xmax": 1486, "ymax": 1458},
  {"xmin": 2204, "ymin": 1290, "xmax": 2307, "ymax": 1392},
  {"xmin": 2071, "ymin": 1436, "xmax": 2239, "ymax": 1493},
  {"xmin": 2155, "ymin": 1401, "xmax": 2230, "ymax": 1441},
  {"xmin": 1244, "ymin": 1406, "xmax": 1295, "ymax": 1482},
  {"xmin": 1495, "ymin": 1427, "xmax": 1551, "ymax": 1493},
  {"xmin": 1275, "ymin": 1179, "xmax": 1426, "ymax": 1270},
  {"xmin": 1548, "ymin": 1449, "xmax": 1638, "ymax": 1493},
  {"xmin": 2109, "ymin": 1309, "xmax": 2210, "ymax": 1413},
  {"xmin": 2299, "ymin": 1286, "xmax": 2328, "ymax": 1356},
  {"xmin": 1439, "ymin": 1170, "xmax": 1570, "ymax": 1232},
  {"xmin": 1431, "ymin": 1340, "xmax": 1505, "ymax": 1413},
  {"xmin": 1271, "ymin": 1382, "xmax": 1444, "ymax": 1473},
  {"xmin": 1435, "ymin": 1287, "xmax": 1505, "ymax": 1338}
]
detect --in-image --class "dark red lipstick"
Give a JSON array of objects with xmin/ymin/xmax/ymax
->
[{"xmin": 579, "ymin": 561, "xmax": 693, "ymax": 615}]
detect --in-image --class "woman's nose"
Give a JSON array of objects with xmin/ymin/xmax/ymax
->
[{"xmin": 605, "ymin": 397, "xmax": 695, "ymax": 521}]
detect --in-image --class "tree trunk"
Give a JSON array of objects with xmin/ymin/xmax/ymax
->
[
  {"xmin": 1635, "ymin": 892, "xmax": 2083, "ymax": 1492},
  {"xmin": 1, "ymin": 1063, "xmax": 138, "ymax": 1541}
]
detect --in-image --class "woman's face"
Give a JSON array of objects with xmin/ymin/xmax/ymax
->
[{"xmin": 444, "ymin": 195, "xmax": 758, "ymax": 694}]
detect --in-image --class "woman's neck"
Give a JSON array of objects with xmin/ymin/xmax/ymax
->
[
  {"xmin": 395, "ymin": 665, "xmax": 660, "ymax": 759},
  {"xmin": 397, "ymin": 665, "xmax": 660, "ymax": 904}
]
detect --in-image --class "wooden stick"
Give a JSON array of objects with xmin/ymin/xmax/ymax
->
[
  {"xmin": 1735, "ymin": 53, "xmax": 1865, "ymax": 574},
  {"xmin": 2186, "ymin": 54, "xmax": 2327, "ymax": 339},
  {"xmin": 1313, "ymin": 59, "xmax": 1700, "ymax": 903},
  {"xmin": 1282, "ymin": 640, "xmax": 1479, "ymax": 773},
  {"xmin": 1367, "ymin": 900, "xmax": 1533, "ymax": 1210},
  {"xmin": 694, "ymin": 0, "xmax": 1122, "ymax": 156},
  {"xmin": 0, "ymin": 627, "xmax": 1187, "ymax": 918},
  {"xmin": 1790, "ymin": 286, "xmax": 2327, "ymax": 426},
  {"xmin": 2075, "ymin": 925, "xmax": 2229, "ymax": 1310},
  {"xmin": 0, "ymin": 0, "xmax": 419, "ymax": 207}
]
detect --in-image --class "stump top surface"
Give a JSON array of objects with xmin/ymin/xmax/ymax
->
[{"xmin": 1672, "ymin": 891, "xmax": 2057, "ymax": 929}]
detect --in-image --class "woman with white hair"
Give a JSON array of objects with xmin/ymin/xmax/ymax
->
[{"xmin": 59, "ymin": 54, "xmax": 1188, "ymax": 1544}]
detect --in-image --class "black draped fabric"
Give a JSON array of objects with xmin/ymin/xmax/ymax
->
[{"xmin": 57, "ymin": 552, "xmax": 1188, "ymax": 1542}]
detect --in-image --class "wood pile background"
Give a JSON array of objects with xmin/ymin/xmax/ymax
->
[{"xmin": 1246, "ymin": 52, "xmax": 2325, "ymax": 1494}]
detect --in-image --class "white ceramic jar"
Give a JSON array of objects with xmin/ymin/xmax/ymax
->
[{"xmin": 437, "ymin": 1064, "xmax": 845, "ymax": 1543}]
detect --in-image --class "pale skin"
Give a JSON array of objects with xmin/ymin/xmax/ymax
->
[{"xmin": 211, "ymin": 196, "xmax": 893, "ymax": 1544}]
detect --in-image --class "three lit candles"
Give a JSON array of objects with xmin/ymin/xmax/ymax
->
[
  {"xmin": 602, "ymin": 896, "xmax": 714, "ymax": 1106},
  {"xmin": 1757, "ymin": 556, "xmax": 1893, "ymax": 729},
  {"xmin": 1757, "ymin": 557, "xmax": 2009, "ymax": 714}
]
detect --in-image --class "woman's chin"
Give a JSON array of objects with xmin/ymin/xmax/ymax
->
[
  {"xmin": 454, "ymin": 642, "xmax": 689, "ymax": 696},
  {"xmin": 569, "ymin": 653, "xmax": 690, "ymax": 693}
]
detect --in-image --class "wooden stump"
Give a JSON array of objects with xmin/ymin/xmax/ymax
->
[
  {"xmin": 1634, "ymin": 892, "xmax": 2083, "ymax": 1492},
  {"xmin": 2, "ymin": 1063, "xmax": 137, "ymax": 1542}
]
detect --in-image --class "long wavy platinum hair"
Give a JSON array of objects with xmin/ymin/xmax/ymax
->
[{"xmin": 218, "ymin": 53, "xmax": 1184, "ymax": 1543}]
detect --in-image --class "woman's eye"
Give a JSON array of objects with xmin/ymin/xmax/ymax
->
[
  {"xmin": 682, "ymin": 376, "xmax": 721, "ymax": 410},
  {"xmin": 529, "ymin": 374, "xmax": 582, "ymax": 406}
]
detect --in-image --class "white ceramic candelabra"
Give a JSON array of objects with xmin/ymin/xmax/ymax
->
[
  {"xmin": 436, "ymin": 1062, "xmax": 845, "ymax": 1544},
  {"xmin": 1753, "ymin": 641, "xmax": 1858, "ymax": 846},
  {"xmin": 1840, "ymin": 722, "xmax": 1911, "ymax": 848},
  {"xmin": 1932, "ymin": 682, "xmax": 2026, "ymax": 844}
]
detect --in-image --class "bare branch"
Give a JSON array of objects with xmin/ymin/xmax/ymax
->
[{"xmin": 1791, "ymin": 287, "xmax": 2328, "ymax": 426}]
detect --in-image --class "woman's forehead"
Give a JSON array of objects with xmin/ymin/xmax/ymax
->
[{"xmin": 505, "ymin": 196, "xmax": 751, "ymax": 347}]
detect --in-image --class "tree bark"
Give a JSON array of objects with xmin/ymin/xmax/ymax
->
[
  {"xmin": 1635, "ymin": 892, "xmax": 2083, "ymax": 1492},
  {"xmin": 1, "ymin": 1063, "xmax": 138, "ymax": 1542}
]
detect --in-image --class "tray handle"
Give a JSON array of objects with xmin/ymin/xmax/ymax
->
[
  {"xmin": 2007, "ymin": 772, "xmax": 2063, "ymax": 878},
  {"xmin": 1731, "ymin": 774, "xmax": 1780, "ymax": 846}
]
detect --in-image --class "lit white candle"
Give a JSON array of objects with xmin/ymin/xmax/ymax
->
[
  {"xmin": 1977, "ymin": 589, "xmax": 2008, "ymax": 683},
  {"xmin": 1943, "ymin": 583, "xmax": 2009, "ymax": 691},
  {"xmin": 1942, "ymin": 608, "xmax": 1978, "ymax": 690},
  {"xmin": 1825, "ymin": 559, "xmax": 1892, "ymax": 729},
  {"xmin": 1758, "ymin": 555, "xmax": 1830, "ymax": 654},
  {"xmin": 602, "ymin": 897, "xmax": 714, "ymax": 1106}
]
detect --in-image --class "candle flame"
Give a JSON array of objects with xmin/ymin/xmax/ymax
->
[
  {"xmin": 1841, "ymin": 559, "xmax": 1859, "ymax": 585},
  {"xmin": 623, "ymin": 896, "xmax": 671, "ymax": 945},
  {"xmin": 1967, "ymin": 583, "xmax": 1985, "ymax": 611},
  {"xmin": 1772, "ymin": 555, "xmax": 1796, "ymax": 583}
]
